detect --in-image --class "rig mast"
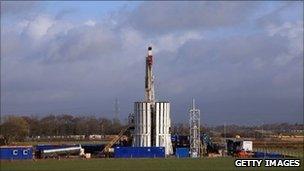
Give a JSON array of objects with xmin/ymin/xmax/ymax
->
[{"xmin": 145, "ymin": 46, "xmax": 155, "ymax": 104}]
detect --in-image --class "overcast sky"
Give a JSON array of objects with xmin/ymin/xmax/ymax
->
[{"xmin": 1, "ymin": 1, "xmax": 303, "ymax": 125}]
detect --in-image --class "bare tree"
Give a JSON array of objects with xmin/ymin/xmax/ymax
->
[{"xmin": 0, "ymin": 116, "xmax": 29, "ymax": 144}]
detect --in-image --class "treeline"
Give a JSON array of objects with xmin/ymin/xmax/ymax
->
[
  {"xmin": 0, "ymin": 115, "xmax": 207, "ymax": 144},
  {"xmin": 0, "ymin": 114, "xmax": 124, "ymax": 144},
  {"xmin": 210, "ymin": 123, "xmax": 304, "ymax": 138},
  {"xmin": 0, "ymin": 114, "xmax": 302, "ymax": 144},
  {"xmin": 211, "ymin": 123, "xmax": 303, "ymax": 133}
]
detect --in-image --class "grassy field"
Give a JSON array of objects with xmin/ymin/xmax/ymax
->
[{"xmin": 1, "ymin": 158, "xmax": 303, "ymax": 171}]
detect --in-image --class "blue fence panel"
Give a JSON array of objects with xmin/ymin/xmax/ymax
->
[
  {"xmin": 114, "ymin": 147, "xmax": 165, "ymax": 158},
  {"xmin": 0, "ymin": 147, "xmax": 33, "ymax": 160},
  {"xmin": 253, "ymin": 152, "xmax": 284, "ymax": 158},
  {"xmin": 151, "ymin": 147, "xmax": 165, "ymax": 158},
  {"xmin": 175, "ymin": 148, "xmax": 189, "ymax": 158}
]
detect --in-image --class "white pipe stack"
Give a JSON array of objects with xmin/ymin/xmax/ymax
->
[{"xmin": 133, "ymin": 102, "xmax": 173, "ymax": 155}]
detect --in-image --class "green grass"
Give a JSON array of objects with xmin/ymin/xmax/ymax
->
[{"xmin": 1, "ymin": 158, "xmax": 303, "ymax": 171}]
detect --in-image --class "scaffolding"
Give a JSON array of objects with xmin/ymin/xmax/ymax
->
[{"xmin": 189, "ymin": 99, "xmax": 201, "ymax": 158}]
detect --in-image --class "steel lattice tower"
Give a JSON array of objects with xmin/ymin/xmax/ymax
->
[{"xmin": 189, "ymin": 99, "xmax": 201, "ymax": 158}]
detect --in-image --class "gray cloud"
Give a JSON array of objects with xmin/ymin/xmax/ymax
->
[
  {"xmin": 153, "ymin": 17, "xmax": 303, "ymax": 124},
  {"xmin": 42, "ymin": 25, "xmax": 122, "ymax": 63},
  {"xmin": 1, "ymin": 1, "xmax": 42, "ymax": 18},
  {"xmin": 257, "ymin": 2, "xmax": 303, "ymax": 27},
  {"xmin": 126, "ymin": 1, "xmax": 261, "ymax": 34},
  {"xmin": 55, "ymin": 8, "xmax": 77, "ymax": 20},
  {"xmin": 1, "ymin": 2, "xmax": 303, "ymax": 125}
]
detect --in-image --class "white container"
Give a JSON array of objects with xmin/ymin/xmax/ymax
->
[
  {"xmin": 85, "ymin": 153, "xmax": 91, "ymax": 159},
  {"xmin": 132, "ymin": 101, "xmax": 173, "ymax": 155},
  {"xmin": 242, "ymin": 141, "xmax": 253, "ymax": 151}
]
